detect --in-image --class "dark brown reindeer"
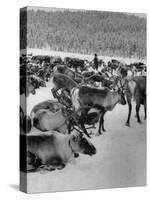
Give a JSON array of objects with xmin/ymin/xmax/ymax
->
[{"xmin": 125, "ymin": 76, "xmax": 146, "ymax": 126}]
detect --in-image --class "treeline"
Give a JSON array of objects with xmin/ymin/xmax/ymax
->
[{"xmin": 20, "ymin": 9, "xmax": 146, "ymax": 58}]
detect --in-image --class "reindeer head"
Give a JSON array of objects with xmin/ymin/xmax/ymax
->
[{"xmin": 70, "ymin": 132, "xmax": 96, "ymax": 156}]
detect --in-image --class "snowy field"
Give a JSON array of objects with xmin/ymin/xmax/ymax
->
[
  {"xmin": 24, "ymin": 80, "xmax": 146, "ymax": 193},
  {"xmin": 22, "ymin": 48, "xmax": 146, "ymax": 65}
]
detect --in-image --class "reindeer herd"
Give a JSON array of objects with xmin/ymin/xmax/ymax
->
[{"xmin": 20, "ymin": 53, "xmax": 146, "ymax": 172}]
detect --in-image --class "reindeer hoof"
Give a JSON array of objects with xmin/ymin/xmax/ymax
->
[
  {"xmin": 57, "ymin": 164, "xmax": 66, "ymax": 170},
  {"xmin": 126, "ymin": 122, "xmax": 130, "ymax": 127},
  {"xmin": 96, "ymin": 132, "xmax": 102, "ymax": 136},
  {"xmin": 40, "ymin": 165, "xmax": 56, "ymax": 171},
  {"xmin": 138, "ymin": 120, "xmax": 142, "ymax": 124}
]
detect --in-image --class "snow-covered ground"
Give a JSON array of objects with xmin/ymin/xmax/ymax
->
[
  {"xmin": 25, "ymin": 80, "xmax": 146, "ymax": 193},
  {"xmin": 25, "ymin": 48, "xmax": 146, "ymax": 65},
  {"xmin": 21, "ymin": 49, "xmax": 146, "ymax": 193}
]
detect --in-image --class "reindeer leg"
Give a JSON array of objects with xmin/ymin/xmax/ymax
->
[
  {"xmin": 101, "ymin": 112, "xmax": 106, "ymax": 132},
  {"xmin": 42, "ymin": 157, "xmax": 66, "ymax": 171},
  {"xmin": 98, "ymin": 115, "xmax": 103, "ymax": 135},
  {"xmin": 126, "ymin": 100, "xmax": 132, "ymax": 127},
  {"xmin": 27, "ymin": 151, "xmax": 42, "ymax": 172},
  {"xmin": 144, "ymin": 99, "xmax": 146, "ymax": 120},
  {"xmin": 136, "ymin": 104, "xmax": 142, "ymax": 124},
  {"xmin": 97, "ymin": 109, "xmax": 106, "ymax": 135}
]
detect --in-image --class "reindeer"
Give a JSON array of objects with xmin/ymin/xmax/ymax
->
[
  {"xmin": 20, "ymin": 131, "xmax": 96, "ymax": 172},
  {"xmin": 20, "ymin": 75, "xmax": 46, "ymax": 97},
  {"xmin": 51, "ymin": 73, "xmax": 126, "ymax": 135},
  {"xmin": 54, "ymin": 65, "xmax": 83, "ymax": 84},
  {"xmin": 84, "ymin": 74, "xmax": 117, "ymax": 89},
  {"xmin": 71, "ymin": 83, "xmax": 126, "ymax": 135},
  {"xmin": 51, "ymin": 73, "xmax": 78, "ymax": 99},
  {"xmin": 30, "ymin": 100, "xmax": 69, "ymax": 134},
  {"xmin": 125, "ymin": 76, "xmax": 146, "ymax": 126},
  {"xmin": 20, "ymin": 76, "xmax": 36, "ymax": 97},
  {"xmin": 84, "ymin": 74, "xmax": 104, "ymax": 87}
]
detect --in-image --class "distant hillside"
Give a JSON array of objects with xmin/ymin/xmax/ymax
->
[{"xmin": 20, "ymin": 9, "xmax": 146, "ymax": 58}]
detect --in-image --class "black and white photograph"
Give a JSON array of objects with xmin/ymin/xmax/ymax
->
[{"xmin": 20, "ymin": 6, "xmax": 146, "ymax": 193}]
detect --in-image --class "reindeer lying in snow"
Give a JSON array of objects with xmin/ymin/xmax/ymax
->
[
  {"xmin": 20, "ymin": 131, "xmax": 96, "ymax": 172},
  {"xmin": 24, "ymin": 100, "xmax": 71, "ymax": 134}
]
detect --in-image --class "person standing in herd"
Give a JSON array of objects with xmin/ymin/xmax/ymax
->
[{"xmin": 93, "ymin": 53, "xmax": 98, "ymax": 71}]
